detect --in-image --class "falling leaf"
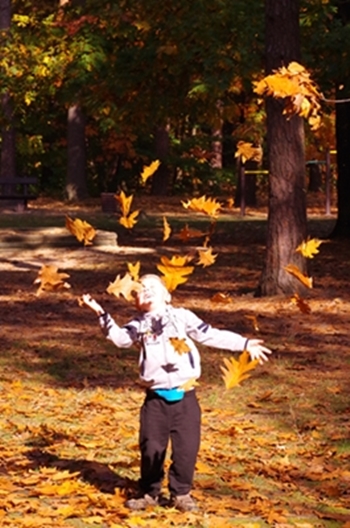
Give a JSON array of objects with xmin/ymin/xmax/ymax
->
[
  {"xmin": 106, "ymin": 272, "xmax": 141, "ymax": 301},
  {"xmin": 181, "ymin": 195, "xmax": 222, "ymax": 218},
  {"xmin": 296, "ymin": 237, "xmax": 323, "ymax": 258},
  {"xmin": 156, "ymin": 255, "xmax": 194, "ymax": 292},
  {"xmin": 115, "ymin": 190, "xmax": 133, "ymax": 216},
  {"xmin": 285, "ymin": 263, "xmax": 313, "ymax": 288},
  {"xmin": 34, "ymin": 265, "xmax": 71, "ymax": 296},
  {"xmin": 140, "ymin": 159, "xmax": 161, "ymax": 184},
  {"xmin": 245, "ymin": 314, "xmax": 260, "ymax": 331},
  {"xmin": 178, "ymin": 224, "xmax": 207, "ymax": 242},
  {"xmin": 221, "ymin": 351, "xmax": 259, "ymax": 389},
  {"xmin": 127, "ymin": 261, "xmax": 141, "ymax": 281},
  {"xmin": 290, "ymin": 293, "xmax": 311, "ymax": 314},
  {"xmin": 234, "ymin": 141, "xmax": 263, "ymax": 164},
  {"xmin": 226, "ymin": 198, "xmax": 234, "ymax": 208},
  {"xmin": 179, "ymin": 378, "xmax": 199, "ymax": 391},
  {"xmin": 169, "ymin": 337, "xmax": 191, "ymax": 355},
  {"xmin": 162, "ymin": 216, "xmax": 171, "ymax": 241},
  {"xmin": 197, "ymin": 247, "xmax": 218, "ymax": 267},
  {"xmin": 119, "ymin": 210, "xmax": 140, "ymax": 229},
  {"xmin": 211, "ymin": 292, "xmax": 232, "ymax": 304},
  {"xmin": 65, "ymin": 216, "xmax": 96, "ymax": 246}
]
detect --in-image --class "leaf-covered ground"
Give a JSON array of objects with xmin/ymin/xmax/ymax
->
[{"xmin": 0, "ymin": 195, "xmax": 350, "ymax": 528}]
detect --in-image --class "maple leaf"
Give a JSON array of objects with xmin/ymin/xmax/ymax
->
[
  {"xmin": 181, "ymin": 195, "xmax": 222, "ymax": 218},
  {"xmin": 234, "ymin": 141, "xmax": 263, "ymax": 164},
  {"xmin": 119, "ymin": 210, "xmax": 139, "ymax": 229},
  {"xmin": 140, "ymin": 159, "xmax": 161, "ymax": 184},
  {"xmin": 221, "ymin": 351, "xmax": 259, "ymax": 389},
  {"xmin": 115, "ymin": 190, "xmax": 133, "ymax": 216},
  {"xmin": 65, "ymin": 216, "xmax": 96, "ymax": 246},
  {"xmin": 169, "ymin": 337, "xmax": 191, "ymax": 355},
  {"xmin": 162, "ymin": 216, "xmax": 171, "ymax": 241},
  {"xmin": 106, "ymin": 272, "xmax": 141, "ymax": 301},
  {"xmin": 178, "ymin": 224, "xmax": 207, "ymax": 242},
  {"xmin": 197, "ymin": 246, "xmax": 218, "ymax": 267},
  {"xmin": 127, "ymin": 261, "xmax": 141, "ymax": 281},
  {"xmin": 285, "ymin": 263, "xmax": 313, "ymax": 289},
  {"xmin": 296, "ymin": 237, "xmax": 323, "ymax": 258},
  {"xmin": 291, "ymin": 292, "xmax": 311, "ymax": 314},
  {"xmin": 211, "ymin": 292, "xmax": 232, "ymax": 304},
  {"xmin": 34, "ymin": 264, "xmax": 71, "ymax": 296},
  {"xmin": 156, "ymin": 255, "xmax": 194, "ymax": 292}
]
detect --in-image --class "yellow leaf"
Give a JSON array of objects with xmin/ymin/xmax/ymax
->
[
  {"xmin": 197, "ymin": 246, "xmax": 218, "ymax": 267},
  {"xmin": 285, "ymin": 263, "xmax": 313, "ymax": 289},
  {"xmin": 106, "ymin": 272, "xmax": 142, "ymax": 301},
  {"xmin": 140, "ymin": 159, "xmax": 161, "ymax": 184},
  {"xmin": 296, "ymin": 237, "xmax": 323, "ymax": 258},
  {"xmin": 156, "ymin": 255, "xmax": 194, "ymax": 292},
  {"xmin": 119, "ymin": 210, "xmax": 139, "ymax": 229},
  {"xmin": 179, "ymin": 378, "xmax": 199, "ymax": 391},
  {"xmin": 127, "ymin": 261, "xmax": 141, "ymax": 281},
  {"xmin": 220, "ymin": 351, "xmax": 259, "ymax": 389},
  {"xmin": 162, "ymin": 216, "xmax": 171, "ymax": 241},
  {"xmin": 34, "ymin": 265, "xmax": 71, "ymax": 296},
  {"xmin": 181, "ymin": 195, "xmax": 222, "ymax": 218},
  {"xmin": 65, "ymin": 216, "xmax": 96, "ymax": 246},
  {"xmin": 169, "ymin": 337, "xmax": 191, "ymax": 355},
  {"xmin": 115, "ymin": 190, "xmax": 133, "ymax": 216},
  {"xmin": 234, "ymin": 141, "xmax": 263, "ymax": 164}
]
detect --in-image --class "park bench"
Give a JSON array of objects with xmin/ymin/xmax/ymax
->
[{"xmin": 0, "ymin": 177, "xmax": 39, "ymax": 209}]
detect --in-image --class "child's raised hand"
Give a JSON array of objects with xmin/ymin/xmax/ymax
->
[
  {"xmin": 81, "ymin": 294, "xmax": 105, "ymax": 316},
  {"xmin": 246, "ymin": 339, "xmax": 272, "ymax": 364}
]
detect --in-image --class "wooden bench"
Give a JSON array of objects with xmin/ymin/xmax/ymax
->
[{"xmin": 0, "ymin": 177, "xmax": 39, "ymax": 208}]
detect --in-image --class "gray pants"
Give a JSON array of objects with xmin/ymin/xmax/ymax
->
[{"xmin": 139, "ymin": 390, "xmax": 201, "ymax": 497}]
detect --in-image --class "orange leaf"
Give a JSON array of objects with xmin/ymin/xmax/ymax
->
[
  {"xmin": 211, "ymin": 292, "xmax": 232, "ymax": 304},
  {"xmin": 169, "ymin": 337, "xmax": 191, "ymax": 354},
  {"xmin": 181, "ymin": 195, "xmax": 222, "ymax": 218},
  {"xmin": 119, "ymin": 210, "xmax": 139, "ymax": 229},
  {"xmin": 221, "ymin": 351, "xmax": 259, "ymax": 389},
  {"xmin": 65, "ymin": 216, "xmax": 96, "ymax": 246},
  {"xmin": 197, "ymin": 246, "xmax": 218, "ymax": 267},
  {"xmin": 115, "ymin": 190, "xmax": 133, "ymax": 216},
  {"xmin": 285, "ymin": 263, "xmax": 313, "ymax": 288},
  {"xmin": 234, "ymin": 141, "xmax": 263, "ymax": 164},
  {"xmin": 106, "ymin": 272, "xmax": 141, "ymax": 301},
  {"xmin": 290, "ymin": 292, "xmax": 311, "ymax": 313},
  {"xmin": 178, "ymin": 224, "xmax": 207, "ymax": 242},
  {"xmin": 162, "ymin": 216, "xmax": 171, "ymax": 241},
  {"xmin": 34, "ymin": 265, "xmax": 71, "ymax": 296},
  {"xmin": 245, "ymin": 314, "xmax": 260, "ymax": 331}
]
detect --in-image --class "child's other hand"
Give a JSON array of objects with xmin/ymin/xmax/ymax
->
[
  {"xmin": 246, "ymin": 339, "xmax": 272, "ymax": 364},
  {"xmin": 81, "ymin": 294, "xmax": 105, "ymax": 316}
]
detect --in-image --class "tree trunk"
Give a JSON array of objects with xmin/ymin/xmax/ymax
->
[
  {"xmin": 259, "ymin": 0, "xmax": 308, "ymax": 296},
  {"xmin": 151, "ymin": 126, "xmax": 170, "ymax": 196},
  {"xmin": 66, "ymin": 104, "xmax": 88, "ymax": 201},
  {"xmin": 0, "ymin": 0, "xmax": 16, "ymax": 180}
]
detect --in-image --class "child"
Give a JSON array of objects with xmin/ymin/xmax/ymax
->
[{"xmin": 81, "ymin": 274, "xmax": 272, "ymax": 512}]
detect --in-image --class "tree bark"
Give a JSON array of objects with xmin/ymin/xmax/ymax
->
[
  {"xmin": 66, "ymin": 104, "xmax": 88, "ymax": 201},
  {"xmin": 259, "ymin": 0, "xmax": 308, "ymax": 296}
]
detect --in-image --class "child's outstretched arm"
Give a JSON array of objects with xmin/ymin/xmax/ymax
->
[
  {"xmin": 81, "ymin": 294, "xmax": 105, "ymax": 316},
  {"xmin": 245, "ymin": 339, "xmax": 272, "ymax": 364}
]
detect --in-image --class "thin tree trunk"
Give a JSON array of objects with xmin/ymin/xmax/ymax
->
[
  {"xmin": 259, "ymin": 0, "xmax": 308, "ymax": 296},
  {"xmin": 151, "ymin": 126, "xmax": 170, "ymax": 196},
  {"xmin": 66, "ymin": 104, "xmax": 88, "ymax": 201}
]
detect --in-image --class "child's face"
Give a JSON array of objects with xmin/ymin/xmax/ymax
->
[{"xmin": 136, "ymin": 276, "xmax": 169, "ymax": 312}]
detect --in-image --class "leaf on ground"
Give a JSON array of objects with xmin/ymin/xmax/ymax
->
[
  {"xmin": 65, "ymin": 216, "xmax": 96, "ymax": 246},
  {"xmin": 197, "ymin": 246, "xmax": 218, "ymax": 267},
  {"xmin": 211, "ymin": 292, "xmax": 232, "ymax": 304},
  {"xmin": 106, "ymin": 272, "xmax": 141, "ymax": 301},
  {"xmin": 285, "ymin": 263, "xmax": 313, "ymax": 288},
  {"xmin": 119, "ymin": 210, "xmax": 139, "ymax": 229},
  {"xmin": 162, "ymin": 216, "xmax": 171, "ymax": 241},
  {"xmin": 169, "ymin": 337, "xmax": 191, "ymax": 355},
  {"xmin": 245, "ymin": 314, "xmax": 260, "ymax": 331},
  {"xmin": 221, "ymin": 351, "xmax": 259, "ymax": 389},
  {"xmin": 156, "ymin": 255, "xmax": 194, "ymax": 292},
  {"xmin": 140, "ymin": 159, "xmax": 160, "ymax": 184},
  {"xmin": 296, "ymin": 237, "xmax": 323, "ymax": 258},
  {"xmin": 34, "ymin": 265, "xmax": 71, "ymax": 296}
]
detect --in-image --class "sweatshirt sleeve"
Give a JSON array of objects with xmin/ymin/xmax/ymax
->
[
  {"xmin": 180, "ymin": 308, "xmax": 248, "ymax": 352},
  {"xmin": 99, "ymin": 313, "xmax": 139, "ymax": 348}
]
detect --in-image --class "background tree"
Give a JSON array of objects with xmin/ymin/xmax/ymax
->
[{"xmin": 259, "ymin": 0, "xmax": 308, "ymax": 296}]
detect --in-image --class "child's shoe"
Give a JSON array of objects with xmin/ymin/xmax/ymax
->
[
  {"xmin": 125, "ymin": 493, "xmax": 158, "ymax": 510},
  {"xmin": 171, "ymin": 493, "xmax": 198, "ymax": 512}
]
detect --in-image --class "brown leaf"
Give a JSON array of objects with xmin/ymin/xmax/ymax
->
[
  {"xmin": 65, "ymin": 216, "xmax": 96, "ymax": 246},
  {"xmin": 106, "ymin": 272, "xmax": 141, "ymax": 301},
  {"xmin": 34, "ymin": 265, "xmax": 71, "ymax": 296},
  {"xmin": 285, "ymin": 263, "xmax": 313, "ymax": 288}
]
